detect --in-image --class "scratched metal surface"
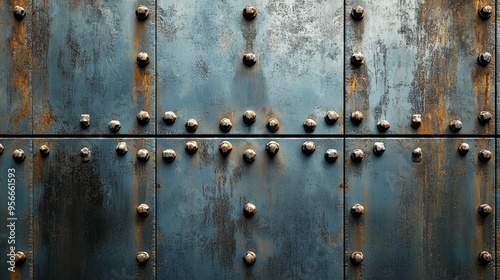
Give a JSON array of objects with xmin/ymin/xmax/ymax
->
[
  {"xmin": 345, "ymin": 0, "xmax": 495, "ymax": 135},
  {"xmin": 345, "ymin": 138, "xmax": 495, "ymax": 279},
  {"xmin": 0, "ymin": 1, "xmax": 32, "ymax": 135},
  {"xmin": 33, "ymin": 139, "xmax": 155, "ymax": 279},
  {"xmin": 156, "ymin": 0, "xmax": 344, "ymax": 135},
  {"xmin": 31, "ymin": 0, "xmax": 155, "ymax": 135},
  {"xmin": 157, "ymin": 138, "xmax": 343, "ymax": 279}
]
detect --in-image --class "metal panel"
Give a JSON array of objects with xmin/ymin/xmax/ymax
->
[
  {"xmin": 33, "ymin": 139, "xmax": 155, "ymax": 279},
  {"xmin": 345, "ymin": 0, "xmax": 495, "ymax": 135},
  {"xmin": 157, "ymin": 0, "xmax": 344, "ymax": 135},
  {"xmin": 345, "ymin": 138, "xmax": 495, "ymax": 279},
  {"xmin": 0, "ymin": 139, "xmax": 32, "ymax": 279},
  {"xmin": 157, "ymin": 138, "xmax": 343, "ymax": 279},
  {"xmin": 0, "ymin": 2, "xmax": 32, "ymax": 134},
  {"xmin": 32, "ymin": 1, "xmax": 155, "ymax": 135}
]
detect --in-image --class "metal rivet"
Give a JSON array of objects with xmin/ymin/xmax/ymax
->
[
  {"xmin": 351, "ymin": 204, "xmax": 365, "ymax": 217},
  {"xmin": 244, "ymin": 203, "xmax": 257, "ymax": 217},
  {"xmin": 325, "ymin": 149, "xmax": 339, "ymax": 162},
  {"xmin": 265, "ymin": 141, "xmax": 280, "ymax": 156},
  {"xmin": 136, "ymin": 251, "xmax": 150, "ymax": 264},
  {"xmin": 243, "ymin": 52, "xmax": 257, "ymax": 66},
  {"xmin": 479, "ymin": 6, "xmax": 493, "ymax": 20},
  {"xmin": 351, "ymin": 52, "xmax": 365, "ymax": 66},
  {"xmin": 243, "ymin": 110, "xmax": 257, "ymax": 125},
  {"xmin": 137, "ymin": 149, "xmax": 150, "ymax": 162},
  {"xmin": 478, "ymin": 111, "xmax": 492, "ymax": 124},
  {"xmin": 373, "ymin": 142, "xmax": 385, "ymax": 156},
  {"xmin": 40, "ymin": 144, "xmax": 50, "ymax": 157},
  {"xmin": 478, "ymin": 52, "xmax": 492, "ymax": 66},
  {"xmin": 351, "ymin": 6, "xmax": 364, "ymax": 20},
  {"xmin": 479, "ymin": 149, "xmax": 492, "ymax": 162},
  {"xmin": 351, "ymin": 149, "xmax": 364, "ymax": 162},
  {"xmin": 115, "ymin": 142, "xmax": 128, "ymax": 156},
  {"xmin": 350, "ymin": 251, "xmax": 364, "ymax": 265},
  {"xmin": 242, "ymin": 6, "xmax": 257, "ymax": 20},
  {"xmin": 219, "ymin": 118, "xmax": 233, "ymax": 132},
  {"xmin": 411, "ymin": 114, "xmax": 422, "ymax": 129},
  {"xmin": 478, "ymin": 204, "xmax": 492, "ymax": 217},
  {"xmin": 12, "ymin": 149, "xmax": 25, "ymax": 163},
  {"xmin": 243, "ymin": 251, "xmax": 257, "ymax": 265},
  {"xmin": 137, "ymin": 52, "xmax": 150, "ymax": 67},
  {"xmin": 163, "ymin": 111, "xmax": 177, "ymax": 125},
  {"xmin": 136, "ymin": 111, "xmax": 150, "ymax": 125},
  {"xmin": 108, "ymin": 120, "xmax": 121, "ymax": 132},
  {"xmin": 303, "ymin": 119, "xmax": 317, "ymax": 132},
  {"xmin": 377, "ymin": 120, "xmax": 390, "ymax": 132},
  {"xmin": 13, "ymin": 6, "xmax": 26, "ymax": 20},
  {"xmin": 137, "ymin": 203, "xmax": 150, "ymax": 218},
  {"xmin": 162, "ymin": 149, "xmax": 176, "ymax": 162},
  {"xmin": 458, "ymin": 143, "xmax": 470, "ymax": 156},
  {"xmin": 80, "ymin": 147, "xmax": 91, "ymax": 162},
  {"xmin": 15, "ymin": 251, "xmax": 26, "ymax": 264},
  {"xmin": 80, "ymin": 114, "xmax": 91, "ymax": 128},
  {"xmin": 302, "ymin": 141, "xmax": 316, "ymax": 155},
  {"xmin": 351, "ymin": 111, "xmax": 364, "ymax": 125},
  {"xmin": 266, "ymin": 118, "xmax": 280, "ymax": 132},
  {"xmin": 185, "ymin": 141, "xmax": 199, "ymax": 155},
  {"xmin": 219, "ymin": 141, "xmax": 233, "ymax": 156},
  {"xmin": 185, "ymin": 118, "xmax": 198, "ymax": 132},
  {"xmin": 449, "ymin": 120, "xmax": 462, "ymax": 132},
  {"xmin": 412, "ymin": 148, "xmax": 422, "ymax": 162},
  {"xmin": 478, "ymin": 251, "xmax": 492, "ymax": 263},
  {"xmin": 0, "ymin": 143, "xmax": 4, "ymax": 154},
  {"xmin": 325, "ymin": 111, "xmax": 339, "ymax": 125},
  {"xmin": 136, "ymin": 5, "xmax": 150, "ymax": 21},
  {"xmin": 243, "ymin": 149, "xmax": 256, "ymax": 163}
]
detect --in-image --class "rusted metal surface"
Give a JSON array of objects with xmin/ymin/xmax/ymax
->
[
  {"xmin": 346, "ymin": 0, "xmax": 495, "ymax": 135},
  {"xmin": 31, "ymin": 0, "xmax": 155, "ymax": 135},
  {"xmin": 156, "ymin": 0, "xmax": 344, "ymax": 135},
  {"xmin": 345, "ymin": 138, "xmax": 495, "ymax": 279},
  {"xmin": 33, "ymin": 139, "xmax": 155, "ymax": 279},
  {"xmin": 157, "ymin": 138, "xmax": 343, "ymax": 278}
]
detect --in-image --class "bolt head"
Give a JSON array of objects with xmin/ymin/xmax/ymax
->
[
  {"xmin": 302, "ymin": 141, "xmax": 316, "ymax": 155},
  {"xmin": 479, "ymin": 149, "xmax": 492, "ymax": 162},
  {"xmin": 412, "ymin": 148, "xmax": 422, "ymax": 162},
  {"xmin": 137, "ymin": 52, "xmax": 150, "ymax": 67},
  {"xmin": 163, "ymin": 111, "xmax": 177, "ymax": 125},
  {"xmin": 137, "ymin": 149, "xmax": 150, "ymax": 162},
  {"xmin": 12, "ymin": 149, "xmax": 25, "ymax": 163},
  {"xmin": 108, "ymin": 120, "xmax": 121, "ymax": 132},
  {"xmin": 478, "ymin": 204, "xmax": 492, "ymax": 217},
  {"xmin": 243, "ymin": 149, "xmax": 256, "ymax": 163},
  {"xmin": 265, "ymin": 141, "xmax": 280, "ymax": 155},
  {"xmin": 377, "ymin": 120, "xmax": 390, "ymax": 132},
  {"xmin": 458, "ymin": 143, "xmax": 470, "ymax": 155},
  {"xmin": 478, "ymin": 52, "xmax": 492, "ymax": 66},
  {"xmin": 449, "ymin": 120, "xmax": 463, "ymax": 132},
  {"xmin": 219, "ymin": 141, "xmax": 233, "ymax": 156},
  {"xmin": 373, "ymin": 142, "xmax": 386, "ymax": 156},
  {"xmin": 243, "ymin": 110, "xmax": 257, "ymax": 125},
  {"xmin": 324, "ymin": 111, "xmax": 339, "ymax": 125},
  {"xmin": 266, "ymin": 118, "xmax": 280, "ymax": 132},
  {"xmin": 137, "ymin": 203, "xmax": 150, "ymax": 217},
  {"xmin": 479, "ymin": 6, "xmax": 493, "ymax": 20},
  {"xmin": 80, "ymin": 114, "xmax": 91, "ymax": 128},
  {"xmin": 219, "ymin": 118, "xmax": 233, "ymax": 132},
  {"xmin": 243, "ymin": 251, "xmax": 257, "ymax": 265},
  {"xmin": 411, "ymin": 114, "xmax": 422, "ymax": 128},
  {"xmin": 185, "ymin": 119, "xmax": 198, "ymax": 132},
  {"xmin": 303, "ymin": 118, "xmax": 317, "ymax": 132},
  {"xmin": 351, "ymin": 111, "xmax": 364, "ymax": 125},
  {"xmin": 115, "ymin": 142, "xmax": 128, "ymax": 156},
  {"xmin": 351, "ymin": 251, "xmax": 364, "ymax": 265},
  {"xmin": 478, "ymin": 111, "xmax": 492, "ymax": 124},
  {"xmin": 351, "ymin": 52, "xmax": 365, "ymax": 66},
  {"xmin": 40, "ymin": 144, "xmax": 50, "ymax": 157},
  {"xmin": 243, "ymin": 52, "xmax": 257, "ymax": 66},
  {"xmin": 80, "ymin": 147, "xmax": 91, "ymax": 162},
  {"xmin": 244, "ymin": 203, "xmax": 257, "ymax": 217},
  {"xmin": 242, "ymin": 6, "xmax": 258, "ymax": 20},
  {"xmin": 13, "ymin": 6, "xmax": 26, "ymax": 20},
  {"xmin": 162, "ymin": 149, "xmax": 176, "ymax": 162},
  {"xmin": 0, "ymin": 143, "xmax": 4, "ymax": 154},
  {"xmin": 351, "ymin": 149, "xmax": 364, "ymax": 162},
  {"xmin": 325, "ymin": 149, "xmax": 339, "ymax": 162},
  {"xmin": 136, "ymin": 251, "xmax": 150, "ymax": 264},
  {"xmin": 351, "ymin": 204, "xmax": 365, "ymax": 216},
  {"xmin": 351, "ymin": 5, "xmax": 364, "ymax": 20},
  {"xmin": 136, "ymin": 111, "xmax": 150, "ymax": 125},
  {"xmin": 479, "ymin": 251, "xmax": 492, "ymax": 263},
  {"xmin": 185, "ymin": 141, "xmax": 199, "ymax": 155},
  {"xmin": 14, "ymin": 251, "xmax": 26, "ymax": 264},
  {"xmin": 136, "ymin": 5, "xmax": 150, "ymax": 21}
]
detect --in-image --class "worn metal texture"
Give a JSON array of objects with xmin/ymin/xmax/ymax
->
[
  {"xmin": 0, "ymin": 2, "xmax": 32, "ymax": 135},
  {"xmin": 345, "ymin": 138, "xmax": 495, "ymax": 279},
  {"xmin": 33, "ymin": 139, "xmax": 155, "ymax": 279},
  {"xmin": 0, "ymin": 139, "xmax": 32, "ymax": 280},
  {"xmin": 346, "ymin": 0, "xmax": 495, "ymax": 135},
  {"xmin": 157, "ymin": 0, "xmax": 344, "ymax": 135},
  {"xmin": 31, "ymin": 0, "xmax": 155, "ymax": 135},
  {"xmin": 157, "ymin": 138, "xmax": 343, "ymax": 279}
]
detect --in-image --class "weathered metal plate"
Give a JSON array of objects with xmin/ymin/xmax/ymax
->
[
  {"xmin": 157, "ymin": 1, "xmax": 344, "ymax": 135},
  {"xmin": 0, "ymin": 139, "xmax": 32, "ymax": 279},
  {"xmin": 157, "ymin": 138, "xmax": 343, "ymax": 278},
  {"xmin": 345, "ymin": 138, "xmax": 495, "ymax": 279},
  {"xmin": 32, "ymin": 1, "xmax": 155, "ymax": 135},
  {"xmin": 33, "ymin": 139, "xmax": 155, "ymax": 279},
  {"xmin": 0, "ymin": 2, "xmax": 32, "ymax": 134},
  {"xmin": 345, "ymin": 0, "xmax": 495, "ymax": 135}
]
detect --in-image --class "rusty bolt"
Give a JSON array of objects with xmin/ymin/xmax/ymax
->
[
  {"xmin": 458, "ymin": 143, "xmax": 470, "ymax": 156},
  {"xmin": 351, "ymin": 251, "xmax": 364, "ymax": 265},
  {"xmin": 80, "ymin": 114, "xmax": 91, "ymax": 128},
  {"xmin": 137, "ymin": 203, "xmax": 150, "ymax": 218},
  {"xmin": 351, "ymin": 52, "xmax": 365, "ymax": 66},
  {"xmin": 136, "ymin": 5, "xmax": 150, "ymax": 21},
  {"xmin": 325, "ymin": 149, "xmax": 339, "ymax": 162},
  {"xmin": 302, "ymin": 141, "xmax": 316, "ymax": 155},
  {"xmin": 136, "ymin": 111, "xmax": 150, "ymax": 125},
  {"xmin": 162, "ymin": 149, "xmax": 176, "ymax": 162},
  {"xmin": 137, "ymin": 52, "xmax": 150, "ymax": 67},
  {"xmin": 479, "ymin": 149, "xmax": 492, "ymax": 162},
  {"xmin": 219, "ymin": 118, "xmax": 233, "ymax": 132},
  {"xmin": 479, "ymin": 251, "xmax": 492, "ymax": 263},
  {"xmin": 303, "ymin": 119, "xmax": 317, "ymax": 132},
  {"xmin": 479, "ymin": 6, "xmax": 493, "ymax": 20},
  {"xmin": 412, "ymin": 148, "xmax": 422, "ymax": 162},
  {"xmin": 185, "ymin": 141, "xmax": 199, "ymax": 155},
  {"xmin": 243, "ymin": 52, "xmax": 257, "ymax": 66},
  {"xmin": 80, "ymin": 147, "xmax": 91, "ymax": 162},
  {"xmin": 243, "ymin": 149, "xmax": 256, "ymax": 163},
  {"xmin": 411, "ymin": 114, "xmax": 422, "ymax": 129},
  {"xmin": 115, "ymin": 142, "xmax": 128, "ymax": 156},
  {"xmin": 243, "ymin": 110, "xmax": 257, "ymax": 125},
  {"xmin": 108, "ymin": 120, "xmax": 121, "ymax": 132},
  {"xmin": 15, "ymin": 251, "xmax": 26, "ymax": 264},
  {"xmin": 373, "ymin": 142, "xmax": 385, "ymax": 156},
  {"xmin": 266, "ymin": 118, "xmax": 280, "ymax": 132},
  {"xmin": 163, "ymin": 111, "xmax": 177, "ymax": 125},
  {"xmin": 12, "ymin": 149, "xmax": 25, "ymax": 163},
  {"xmin": 449, "ymin": 120, "xmax": 462, "ymax": 132},
  {"xmin": 351, "ymin": 6, "xmax": 365, "ymax": 20},
  {"xmin": 137, "ymin": 149, "xmax": 150, "ymax": 162},
  {"xmin": 351, "ymin": 149, "xmax": 364, "ymax": 162},
  {"xmin": 478, "ymin": 204, "xmax": 492, "ymax": 217},
  {"xmin": 478, "ymin": 111, "xmax": 492, "ymax": 124},
  {"xmin": 243, "ymin": 251, "xmax": 257, "ymax": 265},
  {"xmin": 351, "ymin": 111, "xmax": 364, "ymax": 125},
  {"xmin": 478, "ymin": 52, "xmax": 492, "ymax": 66},
  {"xmin": 325, "ymin": 111, "xmax": 339, "ymax": 125},
  {"xmin": 377, "ymin": 120, "xmax": 390, "ymax": 132},
  {"xmin": 244, "ymin": 203, "xmax": 257, "ymax": 217},
  {"xmin": 185, "ymin": 118, "xmax": 198, "ymax": 132},
  {"xmin": 265, "ymin": 141, "xmax": 280, "ymax": 156},
  {"xmin": 40, "ymin": 144, "xmax": 50, "ymax": 157},
  {"xmin": 219, "ymin": 141, "xmax": 233, "ymax": 156},
  {"xmin": 242, "ymin": 6, "xmax": 258, "ymax": 20},
  {"xmin": 136, "ymin": 251, "xmax": 150, "ymax": 264},
  {"xmin": 0, "ymin": 143, "xmax": 4, "ymax": 154},
  {"xmin": 351, "ymin": 204, "xmax": 365, "ymax": 217},
  {"xmin": 13, "ymin": 6, "xmax": 26, "ymax": 20}
]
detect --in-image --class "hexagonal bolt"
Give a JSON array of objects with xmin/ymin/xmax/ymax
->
[
  {"xmin": 478, "ymin": 251, "xmax": 492, "ymax": 264},
  {"xmin": 266, "ymin": 118, "xmax": 280, "ymax": 132},
  {"xmin": 411, "ymin": 114, "xmax": 422, "ymax": 129},
  {"xmin": 350, "ymin": 251, "xmax": 364, "ymax": 265},
  {"xmin": 325, "ymin": 111, "xmax": 339, "ymax": 125},
  {"xmin": 163, "ymin": 111, "xmax": 177, "ymax": 125},
  {"xmin": 40, "ymin": 144, "xmax": 50, "ymax": 157},
  {"xmin": 373, "ymin": 142, "xmax": 386, "ymax": 156},
  {"xmin": 136, "ymin": 5, "xmax": 150, "ymax": 21},
  {"xmin": 243, "ymin": 52, "xmax": 257, "ymax": 66},
  {"xmin": 351, "ymin": 52, "xmax": 365, "ymax": 66},
  {"xmin": 324, "ymin": 149, "xmax": 339, "ymax": 163},
  {"xmin": 12, "ymin": 149, "xmax": 25, "ymax": 163},
  {"xmin": 185, "ymin": 118, "xmax": 198, "ymax": 132},
  {"xmin": 136, "ymin": 111, "xmax": 150, "ymax": 125},
  {"xmin": 15, "ymin": 251, "xmax": 26, "ymax": 264},
  {"xmin": 80, "ymin": 114, "xmax": 91, "ymax": 128},
  {"xmin": 478, "ymin": 111, "xmax": 492, "ymax": 124},
  {"xmin": 457, "ymin": 143, "xmax": 470, "ymax": 156},
  {"xmin": 351, "ymin": 111, "xmax": 364, "ymax": 125},
  {"xmin": 377, "ymin": 120, "xmax": 390, "ymax": 132},
  {"xmin": 137, "ymin": 149, "xmax": 150, "ymax": 162},
  {"xmin": 478, "ymin": 204, "xmax": 492, "ymax": 217},
  {"xmin": 115, "ymin": 142, "xmax": 128, "ymax": 156},
  {"xmin": 13, "ymin": 6, "xmax": 26, "ymax": 20},
  {"xmin": 351, "ymin": 149, "xmax": 364, "ymax": 162},
  {"xmin": 412, "ymin": 148, "xmax": 422, "ymax": 162},
  {"xmin": 266, "ymin": 141, "xmax": 280, "ymax": 156},
  {"xmin": 108, "ymin": 120, "xmax": 121, "ymax": 132},
  {"xmin": 243, "ymin": 110, "xmax": 257, "ymax": 125},
  {"xmin": 162, "ymin": 149, "xmax": 176, "ymax": 162},
  {"xmin": 219, "ymin": 118, "xmax": 233, "ymax": 132},
  {"xmin": 137, "ymin": 203, "xmax": 150, "ymax": 218},
  {"xmin": 243, "ymin": 149, "xmax": 256, "ymax": 163},
  {"xmin": 243, "ymin": 203, "xmax": 257, "ymax": 217},
  {"xmin": 478, "ymin": 149, "xmax": 492, "ymax": 162},
  {"xmin": 242, "ymin": 6, "xmax": 258, "ymax": 20},
  {"xmin": 0, "ymin": 143, "xmax": 4, "ymax": 154},
  {"xmin": 185, "ymin": 141, "xmax": 199, "ymax": 155},
  {"xmin": 478, "ymin": 52, "xmax": 492, "ymax": 66},
  {"xmin": 479, "ymin": 6, "xmax": 493, "ymax": 20},
  {"xmin": 351, "ymin": 204, "xmax": 365, "ymax": 217},
  {"xmin": 449, "ymin": 120, "xmax": 462, "ymax": 132},
  {"xmin": 219, "ymin": 141, "xmax": 233, "ymax": 156},
  {"xmin": 137, "ymin": 52, "xmax": 150, "ymax": 67},
  {"xmin": 351, "ymin": 5, "xmax": 365, "ymax": 20},
  {"xmin": 243, "ymin": 251, "xmax": 257, "ymax": 265},
  {"xmin": 80, "ymin": 147, "xmax": 91, "ymax": 162},
  {"xmin": 136, "ymin": 251, "xmax": 150, "ymax": 264},
  {"xmin": 303, "ymin": 119, "xmax": 317, "ymax": 132},
  {"xmin": 302, "ymin": 141, "xmax": 316, "ymax": 155}
]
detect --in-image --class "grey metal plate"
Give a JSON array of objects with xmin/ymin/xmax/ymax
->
[
  {"xmin": 32, "ymin": 1, "xmax": 155, "ymax": 135},
  {"xmin": 33, "ymin": 139, "xmax": 155, "ymax": 279},
  {"xmin": 157, "ymin": 138, "xmax": 343, "ymax": 279},
  {"xmin": 157, "ymin": 0, "xmax": 344, "ymax": 135},
  {"xmin": 345, "ymin": 138, "xmax": 495, "ymax": 279},
  {"xmin": 345, "ymin": 0, "xmax": 495, "ymax": 135}
]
